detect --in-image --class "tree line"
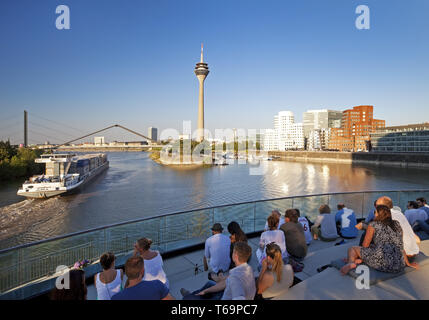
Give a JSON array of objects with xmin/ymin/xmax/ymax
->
[{"xmin": 0, "ymin": 140, "xmax": 44, "ymax": 181}]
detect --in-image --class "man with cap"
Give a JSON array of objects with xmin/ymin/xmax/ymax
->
[{"xmin": 203, "ymin": 223, "xmax": 231, "ymax": 277}]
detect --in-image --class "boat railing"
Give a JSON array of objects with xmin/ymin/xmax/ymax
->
[{"xmin": 1, "ymin": 189, "xmax": 429, "ymax": 295}]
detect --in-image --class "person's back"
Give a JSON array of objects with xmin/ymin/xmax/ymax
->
[
  {"xmin": 261, "ymin": 264, "xmax": 294, "ymax": 299},
  {"xmin": 391, "ymin": 207, "xmax": 419, "ymax": 256},
  {"xmin": 298, "ymin": 216, "xmax": 312, "ymax": 245},
  {"xmin": 320, "ymin": 214, "xmax": 338, "ymax": 239},
  {"xmin": 405, "ymin": 208, "xmax": 428, "ymax": 226},
  {"xmin": 362, "ymin": 220, "xmax": 406, "ymax": 273},
  {"xmin": 96, "ymin": 269, "xmax": 122, "ymax": 300},
  {"xmin": 258, "ymin": 230, "xmax": 287, "ymax": 262},
  {"xmin": 143, "ymin": 251, "xmax": 169, "ymax": 288},
  {"xmin": 112, "ymin": 280, "xmax": 168, "ymax": 300},
  {"xmin": 335, "ymin": 207, "xmax": 358, "ymax": 238},
  {"xmin": 205, "ymin": 232, "xmax": 231, "ymax": 273},
  {"xmin": 222, "ymin": 263, "xmax": 256, "ymax": 300},
  {"xmin": 280, "ymin": 222, "xmax": 307, "ymax": 259}
]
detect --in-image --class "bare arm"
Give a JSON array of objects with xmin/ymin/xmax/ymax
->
[
  {"xmin": 362, "ymin": 225, "xmax": 375, "ymax": 248},
  {"xmin": 94, "ymin": 274, "xmax": 97, "ymax": 289},
  {"xmin": 197, "ymin": 279, "xmax": 227, "ymax": 295},
  {"xmin": 203, "ymin": 256, "xmax": 209, "ymax": 271},
  {"xmin": 257, "ymin": 271, "xmax": 274, "ymax": 295},
  {"xmin": 415, "ymin": 233, "xmax": 421, "ymax": 245}
]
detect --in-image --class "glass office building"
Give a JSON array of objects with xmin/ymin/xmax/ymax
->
[{"xmin": 371, "ymin": 123, "xmax": 429, "ymax": 152}]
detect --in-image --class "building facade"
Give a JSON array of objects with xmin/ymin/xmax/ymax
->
[
  {"xmin": 371, "ymin": 123, "xmax": 429, "ymax": 152},
  {"xmin": 148, "ymin": 127, "xmax": 158, "ymax": 142},
  {"xmin": 263, "ymin": 111, "xmax": 305, "ymax": 151},
  {"xmin": 303, "ymin": 109, "xmax": 342, "ymax": 139},
  {"xmin": 328, "ymin": 105, "xmax": 385, "ymax": 152}
]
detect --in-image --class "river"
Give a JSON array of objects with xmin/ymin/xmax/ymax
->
[{"xmin": 1, "ymin": 152, "xmax": 429, "ymax": 250}]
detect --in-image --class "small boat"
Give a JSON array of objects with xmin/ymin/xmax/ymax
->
[{"xmin": 17, "ymin": 153, "xmax": 109, "ymax": 199}]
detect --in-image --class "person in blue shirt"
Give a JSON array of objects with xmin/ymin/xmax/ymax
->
[
  {"xmin": 335, "ymin": 203, "xmax": 358, "ymax": 239},
  {"xmin": 416, "ymin": 197, "xmax": 429, "ymax": 219},
  {"xmin": 111, "ymin": 256, "xmax": 174, "ymax": 300}
]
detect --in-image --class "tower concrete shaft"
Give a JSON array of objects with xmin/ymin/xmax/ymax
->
[{"xmin": 194, "ymin": 44, "xmax": 209, "ymax": 142}]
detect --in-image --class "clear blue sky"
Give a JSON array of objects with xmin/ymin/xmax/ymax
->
[{"xmin": 0, "ymin": 0, "xmax": 428, "ymax": 144}]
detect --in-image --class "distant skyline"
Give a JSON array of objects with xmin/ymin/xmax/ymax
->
[{"xmin": 1, "ymin": 0, "xmax": 428, "ymax": 144}]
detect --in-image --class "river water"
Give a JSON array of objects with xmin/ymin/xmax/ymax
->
[{"xmin": 0, "ymin": 152, "xmax": 429, "ymax": 250}]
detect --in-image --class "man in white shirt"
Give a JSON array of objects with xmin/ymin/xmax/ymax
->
[
  {"xmin": 404, "ymin": 201, "xmax": 428, "ymax": 227},
  {"xmin": 375, "ymin": 196, "xmax": 420, "ymax": 257},
  {"xmin": 204, "ymin": 223, "xmax": 231, "ymax": 275}
]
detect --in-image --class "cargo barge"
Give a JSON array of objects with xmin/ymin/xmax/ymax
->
[{"xmin": 17, "ymin": 153, "xmax": 109, "ymax": 199}]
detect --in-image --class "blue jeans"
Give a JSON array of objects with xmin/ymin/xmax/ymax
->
[{"xmin": 182, "ymin": 280, "xmax": 224, "ymax": 300}]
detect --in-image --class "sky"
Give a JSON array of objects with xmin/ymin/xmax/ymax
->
[{"xmin": 0, "ymin": 0, "xmax": 428, "ymax": 144}]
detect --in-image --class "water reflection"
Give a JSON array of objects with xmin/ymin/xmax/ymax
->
[{"xmin": 1, "ymin": 152, "xmax": 429, "ymax": 249}]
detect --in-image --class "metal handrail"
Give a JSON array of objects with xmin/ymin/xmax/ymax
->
[{"xmin": 1, "ymin": 188, "xmax": 428, "ymax": 254}]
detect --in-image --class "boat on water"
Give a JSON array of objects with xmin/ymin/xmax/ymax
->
[{"xmin": 17, "ymin": 153, "xmax": 109, "ymax": 199}]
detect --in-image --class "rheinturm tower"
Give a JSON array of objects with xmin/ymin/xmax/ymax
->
[{"xmin": 194, "ymin": 43, "xmax": 209, "ymax": 142}]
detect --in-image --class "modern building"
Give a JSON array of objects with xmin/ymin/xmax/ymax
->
[
  {"xmin": 148, "ymin": 127, "xmax": 158, "ymax": 142},
  {"xmin": 94, "ymin": 137, "xmax": 105, "ymax": 145},
  {"xmin": 303, "ymin": 109, "xmax": 342, "ymax": 139},
  {"xmin": 194, "ymin": 44, "xmax": 209, "ymax": 142},
  {"xmin": 307, "ymin": 128, "xmax": 332, "ymax": 151},
  {"xmin": 263, "ymin": 111, "xmax": 305, "ymax": 151},
  {"xmin": 371, "ymin": 123, "xmax": 429, "ymax": 153},
  {"xmin": 328, "ymin": 105, "xmax": 385, "ymax": 152}
]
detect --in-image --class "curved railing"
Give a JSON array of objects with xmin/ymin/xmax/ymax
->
[{"xmin": 1, "ymin": 189, "xmax": 429, "ymax": 295}]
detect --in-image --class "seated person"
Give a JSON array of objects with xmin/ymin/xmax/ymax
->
[
  {"xmin": 227, "ymin": 221, "xmax": 248, "ymax": 269},
  {"xmin": 311, "ymin": 204, "xmax": 338, "ymax": 241},
  {"xmin": 376, "ymin": 196, "xmax": 420, "ymax": 258},
  {"xmin": 416, "ymin": 197, "xmax": 429, "ymax": 217},
  {"xmin": 280, "ymin": 209, "xmax": 307, "ymax": 260},
  {"xmin": 133, "ymin": 238, "xmax": 169, "ymax": 288},
  {"xmin": 264, "ymin": 210, "xmax": 285, "ymax": 231},
  {"xmin": 112, "ymin": 257, "xmax": 174, "ymax": 300},
  {"xmin": 404, "ymin": 201, "xmax": 428, "ymax": 227},
  {"xmin": 256, "ymin": 243, "xmax": 294, "ymax": 300},
  {"xmin": 94, "ymin": 252, "xmax": 123, "ymax": 300},
  {"xmin": 335, "ymin": 204, "xmax": 358, "ymax": 239},
  {"xmin": 296, "ymin": 209, "xmax": 312, "ymax": 245},
  {"xmin": 203, "ymin": 223, "xmax": 231, "ymax": 277},
  {"xmin": 181, "ymin": 242, "xmax": 256, "ymax": 300},
  {"xmin": 340, "ymin": 205, "xmax": 419, "ymax": 275},
  {"xmin": 256, "ymin": 213, "xmax": 288, "ymax": 265}
]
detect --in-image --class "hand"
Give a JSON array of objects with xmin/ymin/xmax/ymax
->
[
  {"xmin": 355, "ymin": 222, "xmax": 363, "ymax": 230},
  {"xmin": 196, "ymin": 289, "xmax": 207, "ymax": 296}
]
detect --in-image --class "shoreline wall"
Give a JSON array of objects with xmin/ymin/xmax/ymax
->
[{"xmin": 268, "ymin": 151, "xmax": 429, "ymax": 168}]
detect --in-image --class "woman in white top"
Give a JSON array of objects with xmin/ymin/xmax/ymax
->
[
  {"xmin": 134, "ymin": 238, "xmax": 169, "ymax": 288},
  {"xmin": 257, "ymin": 242, "xmax": 294, "ymax": 299},
  {"xmin": 257, "ymin": 213, "xmax": 288, "ymax": 265},
  {"xmin": 94, "ymin": 252, "xmax": 123, "ymax": 300}
]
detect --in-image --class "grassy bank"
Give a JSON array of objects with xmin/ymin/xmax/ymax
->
[{"xmin": 0, "ymin": 141, "xmax": 44, "ymax": 181}]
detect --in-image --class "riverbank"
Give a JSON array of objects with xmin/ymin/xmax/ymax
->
[{"xmin": 269, "ymin": 151, "xmax": 429, "ymax": 168}]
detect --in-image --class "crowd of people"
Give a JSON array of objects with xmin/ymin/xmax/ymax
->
[{"xmin": 50, "ymin": 196, "xmax": 429, "ymax": 300}]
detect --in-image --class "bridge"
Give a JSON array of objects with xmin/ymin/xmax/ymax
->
[{"xmin": 0, "ymin": 111, "xmax": 164, "ymax": 150}]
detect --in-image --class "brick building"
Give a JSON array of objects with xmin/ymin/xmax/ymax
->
[{"xmin": 328, "ymin": 105, "xmax": 385, "ymax": 152}]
